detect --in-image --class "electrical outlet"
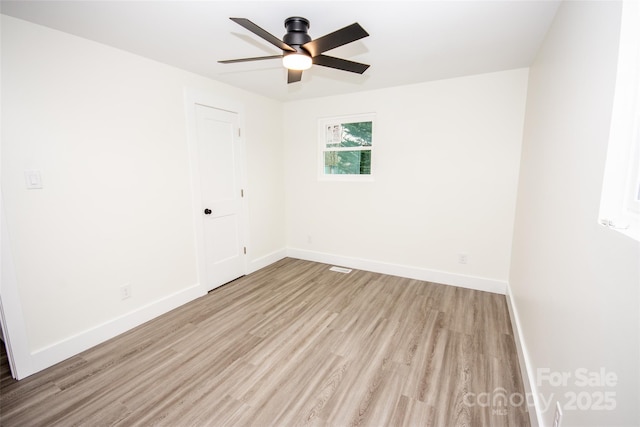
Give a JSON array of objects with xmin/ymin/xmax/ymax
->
[
  {"xmin": 553, "ymin": 401, "xmax": 563, "ymax": 427},
  {"xmin": 120, "ymin": 284, "xmax": 132, "ymax": 300},
  {"xmin": 307, "ymin": 235, "xmax": 312, "ymax": 244},
  {"xmin": 458, "ymin": 253, "xmax": 468, "ymax": 264}
]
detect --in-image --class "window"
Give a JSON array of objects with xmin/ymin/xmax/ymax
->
[
  {"xmin": 599, "ymin": 0, "xmax": 640, "ymax": 241},
  {"xmin": 318, "ymin": 113, "xmax": 375, "ymax": 181}
]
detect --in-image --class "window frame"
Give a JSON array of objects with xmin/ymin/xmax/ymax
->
[
  {"xmin": 622, "ymin": 96, "xmax": 640, "ymax": 216},
  {"xmin": 317, "ymin": 113, "xmax": 376, "ymax": 182}
]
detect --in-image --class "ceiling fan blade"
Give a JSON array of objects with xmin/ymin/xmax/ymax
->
[
  {"xmin": 302, "ymin": 23, "xmax": 369, "ymax": 57},
  {"xmin": 230, "ymin": 18, "xmax": 296, "ymax": 52},
  {"xmin": 313, "ymin": 55, "xmax": 370, "ymax": 74},
  {"xmin": 218, "ymin": 55, "xmax": 283, "ymax": 64},
  {"xmin": 287, "ymin": 69, "xmax": 303, "ymax": 84}
]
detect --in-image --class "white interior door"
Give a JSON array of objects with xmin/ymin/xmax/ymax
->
[{"xmin": 195, "ymin": 104, "xmax": 245, "ymax": 291}]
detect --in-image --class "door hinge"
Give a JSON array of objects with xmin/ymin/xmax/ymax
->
[
  {"xmin": 241, "ymin": 189, "xmax": 244, "ymax": 198},
  {"xmin": 243, "ymin": 246, "xmax": 247, "ymax": 255},
  {"xmin": 238, "ymin": 128, "xmax": 241, "ymax": 137}
]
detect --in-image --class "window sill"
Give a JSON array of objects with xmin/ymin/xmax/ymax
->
[
  {"xmin": 318, "ymin": 175, "xmax": 374, "ymax": 182},
  {"xmin": 599, "ymin": 216, "xmax": 640, "ymax": 242}
]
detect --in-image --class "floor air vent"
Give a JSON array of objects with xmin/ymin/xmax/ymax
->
[{"xmin": 329, "ymin": 266, "xmax": 352, "ymax": 273}]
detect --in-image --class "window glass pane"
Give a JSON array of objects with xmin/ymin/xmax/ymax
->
[
  {"xmin": 325, "ymin": 121, "xmax": 372, "ymax": 148},
  {"xmin": 319, "ymin": 113, "xmax": 375, "ymax": 180},
  {"xmin": 324, "ymin": 150, "xmax": 371, "ymax": 175}
]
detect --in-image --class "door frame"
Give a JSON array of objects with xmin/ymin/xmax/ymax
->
[
  {"xmin": 183, "ymin": 88, "xmax": 249, "ymax": 292},
  {"xmin": 0, "ymin": 194, "xmax": 35, "ymax": 380}
]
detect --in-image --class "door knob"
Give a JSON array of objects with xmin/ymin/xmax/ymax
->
[{"xmin": 204, "ymin": 208, "xmax": 212, "ymax": 215}]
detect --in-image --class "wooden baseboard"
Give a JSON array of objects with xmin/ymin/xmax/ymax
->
[
  {"xmin": 247, "ymin": 248, "xmax": 287, "ymax": 274},
  {"xmin": 505, "ymin": 283, "xmax": 542, "ymax": 427},
  {"xmin": 29, "ymin": 283, "xmax": 205, "ymax": 376},
  {"xmin": 287, "ymin": 248, "xmax": 508, "ymax": 294}
]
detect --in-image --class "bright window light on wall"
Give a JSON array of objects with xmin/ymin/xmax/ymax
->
[
  {"xmin": 282, "ymin": 53, "xmax": 312, "ymax": 71},
  {"xmin": 599, "ymin": 0, "xmax": 640, "ymax": 242}
]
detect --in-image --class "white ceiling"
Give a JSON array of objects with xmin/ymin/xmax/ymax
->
[{"xmin": 1, "ymin": 0, "xmax": 561, "ymax": 101}]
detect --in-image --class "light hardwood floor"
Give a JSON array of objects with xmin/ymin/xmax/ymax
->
[{"xmin": 0, "ymin": 258, "xmax": 531, "ymax": 426}]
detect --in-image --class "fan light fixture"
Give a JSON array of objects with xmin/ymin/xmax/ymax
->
[{"xmin": 282, "ymin": 53, "xmax": 312, "ymax": 70}]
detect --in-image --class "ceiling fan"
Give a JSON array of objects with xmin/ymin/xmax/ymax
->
[{"xmin": 218, "ymin": 17, "xmax": 370, "ymax": 84}]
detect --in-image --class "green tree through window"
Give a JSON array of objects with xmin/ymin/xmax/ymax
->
[{"xmin": 320, "ymin": 115, "xmax": 374, "ymax": 178}]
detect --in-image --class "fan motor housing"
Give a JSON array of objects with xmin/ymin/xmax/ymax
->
[{"xmin": 283, "ymin": 17, "xmax": 311, "ymax": 47}]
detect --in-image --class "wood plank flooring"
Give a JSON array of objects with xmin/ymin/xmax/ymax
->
[{"xmin": 0, "ymin": 258, "xmax": 531, "ymax": 426}]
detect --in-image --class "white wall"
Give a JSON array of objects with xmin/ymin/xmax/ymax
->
[
  {"xmin": 509, "ymin": 2, "xmax": 639, "ymax": 426},
  {"xmin": 1, "ymin": 15, "xmax": 285, "ymax": 375},
  {"xmin": 284, "ymin": 69, "xmax": 528, "ymax": 293}
]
